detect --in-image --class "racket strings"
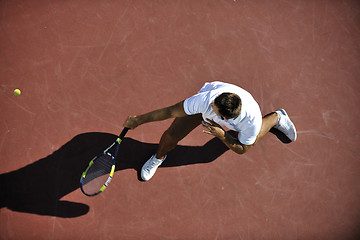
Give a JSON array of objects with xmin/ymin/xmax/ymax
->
[{"xmin": 81, "ymin": 153, "xmax": 114, "ymax": 195}]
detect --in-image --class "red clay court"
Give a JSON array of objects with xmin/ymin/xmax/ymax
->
[{"xmin": 1, "ymin": 1, "xmax": 359, "ymax": 239}]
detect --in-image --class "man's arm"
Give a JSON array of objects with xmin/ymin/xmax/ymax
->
[
  {"xmin": 123, "ymin": 100, "xmax": 187, "ymax": 129},
  {"xmin": 218, "ymin": 131, "xmax": 252, "ymax": 154},
  {"xmin": 202, "ymin": 119, "xmax": 252, "ymax": 154}
]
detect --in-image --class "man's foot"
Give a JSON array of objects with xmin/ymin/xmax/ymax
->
[
  {"xmin": 274, "ymin": 109, "xmax": 297, "ymax": 142},
  {"xmin": 141, "ymin": 154, "xmax": 166, "ymax": 181}
]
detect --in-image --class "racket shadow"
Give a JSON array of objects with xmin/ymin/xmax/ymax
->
[{"xmin": 0, "ymin": 132, "xmax": 229, "ymax": 218}]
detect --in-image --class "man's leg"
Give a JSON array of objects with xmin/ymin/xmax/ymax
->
[
  {"xmin": 253, "ymin": 109, "xmax": 297, "ymax": 145},
  {"xmin": 141, "ymin": 114, "xmax": 203, "ymax": 181},
  {"xmin": 156, "ymin": 113, "xmax": 203, "ymax": 159},
  {"xmin": 253, "ymin": 112, "xmax": 279, "ymax": 145}
]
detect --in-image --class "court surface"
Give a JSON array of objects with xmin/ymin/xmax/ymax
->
[{"xmin": 1, "ymin": 1, "xmax": 359, "ymax": 239}]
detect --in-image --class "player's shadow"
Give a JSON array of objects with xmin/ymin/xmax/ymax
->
[
  {"xmin": 0, "ymin": 132, "xmax": 229, "ymax": 218},
  {"xmin": 0, "ymin": 128, "xmax": 290, "ymax": 219}
]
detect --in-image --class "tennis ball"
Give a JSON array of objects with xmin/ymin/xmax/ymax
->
[{"xmin": 14, "ymin": 89, "xmax": 21, "ymax": 96}]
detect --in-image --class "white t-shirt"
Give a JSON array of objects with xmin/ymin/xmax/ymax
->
[{"xmin": 183, "ymin": 81, "xmax": 262, "ymax": 145}]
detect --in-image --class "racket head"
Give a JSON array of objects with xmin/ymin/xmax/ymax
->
[{"xmin": 80, "ymin": 152, "xmax": 115, "ymax": 196}]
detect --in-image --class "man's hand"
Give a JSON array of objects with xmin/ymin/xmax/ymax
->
[
  {"xmin": 202, "ymin": 118, "xmax": 251, "ymax": 155},
  {"xmin": 123, "ymin": 115, "xmax": 141, "ymax": 129},
  {"xmin": 202, "ymin": 118, "xmax": 225, "ymax": 139}
]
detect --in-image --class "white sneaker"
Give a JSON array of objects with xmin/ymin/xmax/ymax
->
[
  {"xmin": 141, "ymin": 154, "xmax": 166, "ymax": 181},
  {"xmin": 274, "ymin": 109, "xmax": 297, "ymax": 142}
]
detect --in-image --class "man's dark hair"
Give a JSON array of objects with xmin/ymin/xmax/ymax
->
[{"xmin": 214, "ymin": 93, "xmax": 242, "ymax": 119}]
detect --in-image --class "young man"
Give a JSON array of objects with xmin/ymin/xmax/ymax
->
[{"xmin": 123, "ymin": 81, "xmax": 297, "ymax": 181}]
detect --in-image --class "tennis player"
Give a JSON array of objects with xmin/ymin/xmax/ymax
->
[{"xmin": 123, "ymin": 81, "xmax": 297, "ymax": 181}]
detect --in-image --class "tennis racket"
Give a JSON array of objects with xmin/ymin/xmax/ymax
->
[{"xmin": 80, "ymin": 128, "xmax": 129, "ymax": 196}]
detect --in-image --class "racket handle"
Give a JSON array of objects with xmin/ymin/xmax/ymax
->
[{"xmin": 119, "ymin": 127, "xmax": 129, "ymax": 139}]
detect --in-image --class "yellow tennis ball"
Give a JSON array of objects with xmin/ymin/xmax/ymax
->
[{"xmin": 14, "ymin": 89, "xmax": 21, "ymax": 96}]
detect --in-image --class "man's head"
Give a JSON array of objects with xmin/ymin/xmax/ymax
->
[{"xmin": 212, "ymin": 93, "xmax": 242, "ymax": 120}]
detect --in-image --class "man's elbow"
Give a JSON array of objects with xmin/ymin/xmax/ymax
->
[
  {"xmin": 235, "ymin": 145, "xmax": 251, "ymax": 155},
  {"xmin": 236, "ymin": 149, "xmax": 247, "ymax": 155}
]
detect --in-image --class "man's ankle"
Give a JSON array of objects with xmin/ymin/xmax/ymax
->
[{"xmin": 155, "ymin": 154, "xmax": 166, "ymax": 160}]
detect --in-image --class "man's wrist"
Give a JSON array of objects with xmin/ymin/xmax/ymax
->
[{"xmin": 135, "ymin": 115, "xmax": 145, "ymax": 126}]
